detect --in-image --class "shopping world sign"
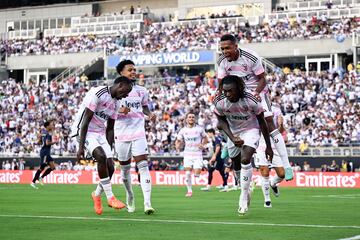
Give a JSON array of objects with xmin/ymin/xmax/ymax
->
[{"xmin": 107, "ymin": 50, "xmax": 215, "ymax": 67}]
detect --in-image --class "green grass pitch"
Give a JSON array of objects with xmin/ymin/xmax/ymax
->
[{"xmin": 0, "ymin": 184, "xmax": 359, "ymax": 240}]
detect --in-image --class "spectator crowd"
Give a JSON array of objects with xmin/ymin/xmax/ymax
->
[
  {"xmin": 0, "ymin": 67, "xmax": 359, "ymax": 158},
  {"xmin": 0, "ymin": 16, "xmax": 358, "ymax": 56}
]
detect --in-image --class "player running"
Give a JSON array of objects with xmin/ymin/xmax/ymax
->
[
  {"xmin": 114, "ymin": 60, "xmax": 156, "ymax": 215},
  {"xmin": 214, "ymin": 75, "xmax": 273, "ymax": 215},
  {"xmin": 254, "ymin": 104, "xmax": 286, "ymax": 207},
  {"xmin": 30, "ymin": 120, "xmax": 57, "ymax": 189},
  {"xmin": 175, "ymin": 112, "xmax": 208, "ymax": 197},
  {"xmin": 218, "ymin": 34, "xmax": 293, "ymax": 181},
  {"xmin": 70, "ymin": 76, "xmax": 132, "ymax": 215}
]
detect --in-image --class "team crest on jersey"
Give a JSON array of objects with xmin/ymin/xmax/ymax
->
[{"xmin": 242, "ymin": 64, "xmax": 248, "ymax": 71}]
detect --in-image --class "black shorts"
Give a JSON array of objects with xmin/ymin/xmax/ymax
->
[{"xmin": 40, "ymin": 154, "xmax": 54, "ymax": 164}]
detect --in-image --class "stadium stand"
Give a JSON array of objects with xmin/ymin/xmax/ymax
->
[
  {"xmin": 1, "ymin": 16, "xmax": 358, "ymax": 56},
  {"xmin": 0, "ymin": 0, "xmax": 359, "ymax": 162}
]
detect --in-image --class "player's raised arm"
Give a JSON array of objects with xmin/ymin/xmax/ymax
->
[
  {"xmin": 256, "ymin": 112, "xmax": 273, "ymax": 162},
  {"xmin": 77, "ymin": 108, "xmax": 94, "ymax": 161}
]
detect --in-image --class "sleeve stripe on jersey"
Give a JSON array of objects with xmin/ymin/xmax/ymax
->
[
  {"xmin": 244, "ymin": 92, "xmax": 259, "ymax": 104},
  {"xmin": 241, "ymin": 50, "xmax": 258, "ymax": 64},
  {"xmin": 213, "ymin": 94, "xmax": 226, "ymax": 105},
  {"xmin": 95, "ymin": 87, "xmax": 109, "ymax": 98},
  {"xmin": 217, "ymin": 54, "xmax": 226, "ymax": 66},
  {"xmin": 73, "ymin": 109, "xmax": 86, "ymax": 137}
]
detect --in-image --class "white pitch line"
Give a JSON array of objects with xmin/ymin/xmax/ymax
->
[
  {"xmin": 0, "ymin": 214, "xmax": 359, "ymax": 229},
  {"xmin": 338, "ymin": 235, "xmax": 360, "ymax": 240}
]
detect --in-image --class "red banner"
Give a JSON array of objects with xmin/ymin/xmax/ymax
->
[{"xmin": 1, "ymin": 170, "xmax": 359, "ymax": 188}]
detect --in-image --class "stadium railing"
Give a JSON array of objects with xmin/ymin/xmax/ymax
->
[
  {"xmin": 7, "ymin": 29, "xmax": 38, "ymax": 40},
  {"xmin": 44, "ymin": 23, "xmax": 141, "ymax": 37},
  {"xmin": 51, "ymin": 51, "xmax": 105, "ymax": 82},
  {"xmin": 266, "ymin": 6, "xmax": 360, "ymax": 21},
  {"xmin": 71, "ymin": 13, "xmax": 143, "ymax": 27},
  {"xmin": 353, "ymin": 31, "xmax": 360, "ymax": 46},
  {"xmin": 152, "ymin": 16, "xmax": 261, "ymax": 28},
  {"xmin": 276, "ymin": 0, "xmax": 360, "ymax": 12}
]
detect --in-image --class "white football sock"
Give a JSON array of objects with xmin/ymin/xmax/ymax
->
[
  {"xmin": 121, "ymin": 164, "xmax": 134, "ymax": 202},
  {"xmin": 261, "ymin": 176, "xmax": 271, "ymax": 202},
  {"xmin": 137, "ymin": 161, "xmax": 152, "ymax": 206},
  {"xmin": 239, "ymin": 164, "xmax": 252, "ymax": 208},
  {"xmin": 185, "ymin": 170, "xmax": 192, "ymax": 192},
  {"xmin": 94, "ymin": 183, "xmax": 103, "ymax": 197},
  {"xmin": 270, "ymin": 129, "xmax": 291, "ymax": 168},
  {"xmin": 271, "ymin": 175, "xmax": 284, "ymax": 187},
  {"xmin": 100, "ymin": 177, "xmax": 114, "ymax": 200}
]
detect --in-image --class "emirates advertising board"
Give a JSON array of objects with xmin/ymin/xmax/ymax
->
[{"xmin": 1, "ymin": 171, "xmax": 359, "ymax": 188}]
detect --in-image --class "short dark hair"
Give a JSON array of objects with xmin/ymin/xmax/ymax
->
[
  {"xmin": 206, "ymin": 128, "xmax": 215, "ymax": 134},
  {"xmin": 220, "ymin": 34, "xmax": 237, "ymax": 43},
  {"xmin": 221, "ymin": 75, "xmax": 246, "ymax": 98},
  {"xmin": 44, "ymin": 120, "xmax": 52, "ymax": 128},
  {"xmin": 116, "ymin": 59, "xmax": 135, "ymax": 74},
  {"xmin": 113, "ymin": 76, "xmax": 132, "ymax": 85}
]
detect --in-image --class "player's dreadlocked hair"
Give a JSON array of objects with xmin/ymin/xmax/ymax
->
[{"xmin": 221, "ymin": 75, "xmax": 246, "ymax": 99}]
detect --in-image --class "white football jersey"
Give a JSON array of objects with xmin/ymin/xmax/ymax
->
[
  {"xmin": 217, "ymin": 48, "xmax": 266, "ymax": 92},
  {"xmin": 177, "ymin": 125, "xmax": 207, "ymax": 157},
  {"xmin": 71, "ymin": 86, "xmax": 119, "ymax": 137},
  {"xmin": 114, "ymin": 84, "xmax": 149, "ymax": 141},
  {"xmin": 213, "ymin": 91, "xmax": 264, "ymax": 135}
]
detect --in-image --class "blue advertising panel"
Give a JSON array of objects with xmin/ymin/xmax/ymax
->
[{"xmin": 107, "ymin": 50, "xmax": 215, "ymax": 67}]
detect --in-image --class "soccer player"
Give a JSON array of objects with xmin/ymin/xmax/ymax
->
[
  {"xmin": 30, "ymin": 120, "xmax": 57, "ymax": 189},
  {"xmin": 214, "ymin": 75, "xmax": 273, "ymax": 215},
  {"xmin": 254, "ymin": 104, "xmax": 285, "ymax": 208},
  {"xmin": 201, "ymin": 129, "xmax": 228, "ymax": 192},
  {"xmin": 218, "ymin": 34, "xmax": 293, "ymax": 181},
  {"xmin": 114, "ymin": 60, "xmax": 156, "ymax": 215},
  {"xmin": 175, "ymin": 112, "xmax": 208, "ymax": 197},
  {"xmin": 70, "ymin": 76, "xmax": 133, "ymax": 215}
]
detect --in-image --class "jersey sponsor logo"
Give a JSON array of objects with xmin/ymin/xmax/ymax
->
[
  {"xmin": 230, "ymin": 115, "xmax": 250, "ymax": 121},
  {"xmin": 95, "ymin": 111, "xmax": 110, "ymax": 120},
  {"xmin": 185, "ymin": 137, "xmax": 198, "ymax": 142},
  {"xmin": 124, "ymin": 101, "xmax": 141, "ymax": 109}
]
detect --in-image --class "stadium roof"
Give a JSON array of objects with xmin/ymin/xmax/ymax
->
[{"xmin": 0, "ymin": 0, "xmax": 104, "ymax": 10}]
